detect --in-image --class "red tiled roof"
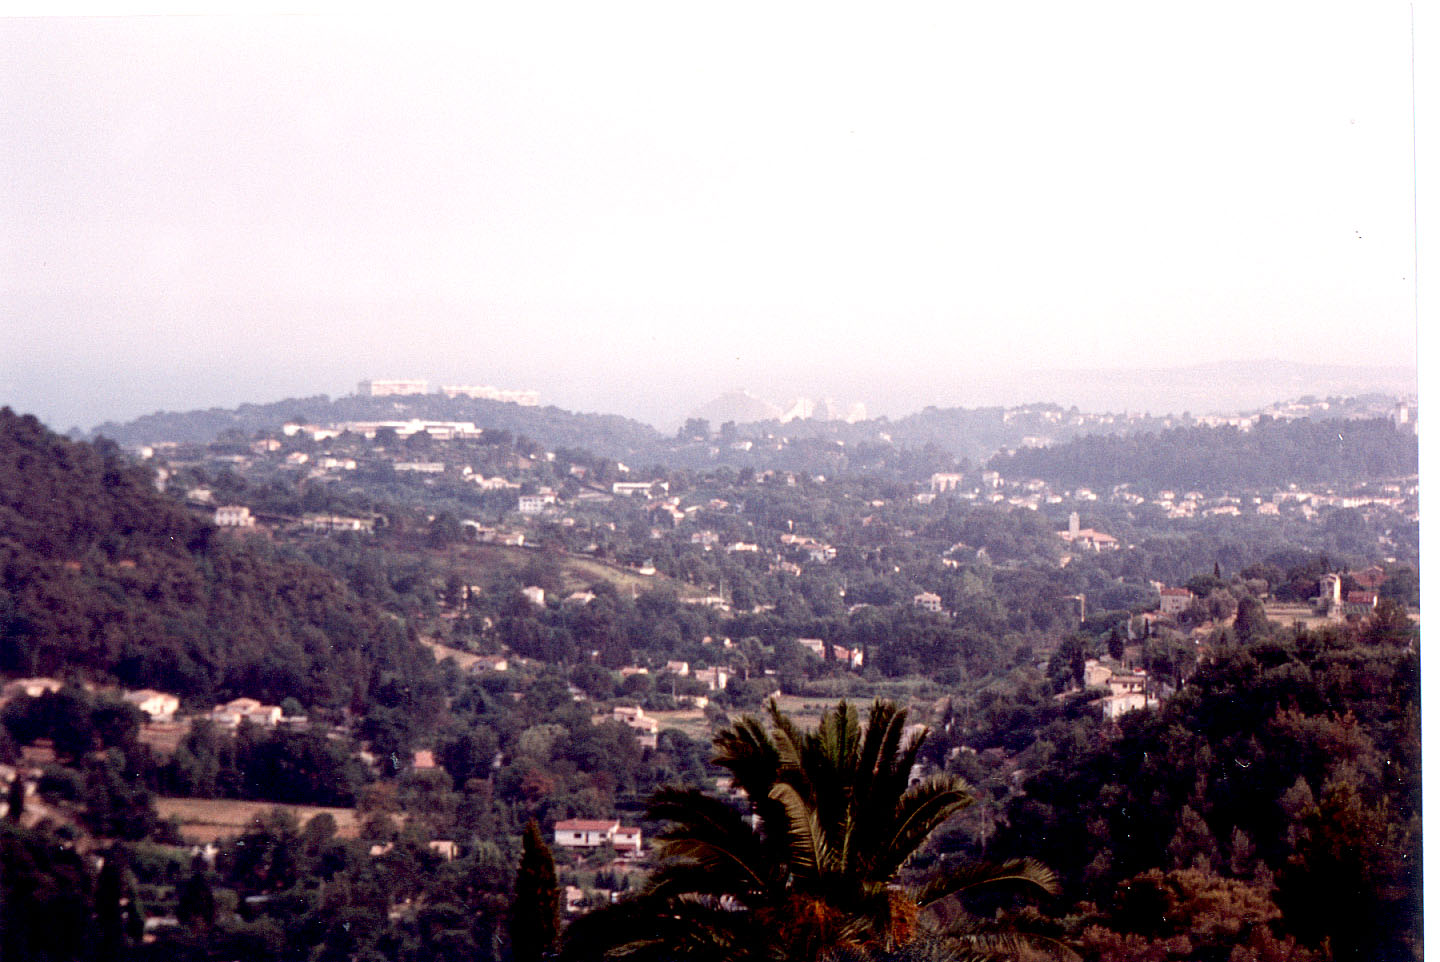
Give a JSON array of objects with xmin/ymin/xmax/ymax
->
[{"xmin": 555, "ymin": 819, "xmax": 620, "ymax": 832}]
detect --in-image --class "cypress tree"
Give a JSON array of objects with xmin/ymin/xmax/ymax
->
[
  {"xmin": 511, "ymin": 818, "xmax": 561, "ymax": 962},
  {"xmin": 95, "ymin": 846, "xmax": 142, "ymax": 962},
  {"xmin": 176, "ymin": 855, "xmax": 216, "ymax": 928},
  {"xmin": 4, "ymin": 777, "xmax": 23, "ymax": 823},
  {"xmin": 1107, "ymin": 626, "xmax": 1125, "ymax": 661}
]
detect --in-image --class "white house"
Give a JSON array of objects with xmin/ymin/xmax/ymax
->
[
  {"xmin": 122, "ymin": 689, "xmax": 180, "ymax": 722},
  {"xmin": 211, "ymin": 698, "xmax": 283, "ymax": 728},
  {"xmin": 214, "ymin": 505, "xmax": 255, "ymax": 528},
  {"xmin": 518, "ymin": 491, "xmax": 557, "ymax": 514},
  {"xmin": 913, "ymin": 592, "xmax": 943, "ymax": 613},
  {"xmin": 472, "ymin": 655, "xmax": 509, "ymax": 673},
  {"xmin": 2, "ymin": 677, "xmax": 64, "ymax": 700},
  {"xmin": 613, "ymin": 481, "xmax": 663, "ymax": 498},
  {"xmin": 1158, "ymin": 587, "xmax": 1194, "ymax": 617},
  {"xmin": 611, "ymin": 706, "xmax": 659, "ymax": 749},
  {"xmin": 692, "ymin": 666, "xmax": 730, "ymax": 691},
  {"xmin": 612, "ymin": 826, "xmax": 643, "ymax": 854},
  {"xmin": 1100, "ymin": 692, "xmax": 1148, "ymax": 720},
  {"xmin": 930, "ymin": 472, "xmax": 964, "ymax": 493},
  {"xmin": 553, "ymin": 819, "xmax": 643, "ymax": 852}
]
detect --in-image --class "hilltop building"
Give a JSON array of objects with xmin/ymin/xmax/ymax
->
[
  {"xmin": 441, "ymin": 385, "xmax": 540, "ymax": 406},
  {"xmin": 358, "ymin": 379, "xmax": 429, "ymax": 397}
]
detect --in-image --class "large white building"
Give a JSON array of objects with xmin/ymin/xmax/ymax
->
[
  {"xmin": 214, "ymin": 505, "xmax": 255, "ymax": 527},
  {"xmin": 441, "ymin": 385, "xmax": 540, "ymax": 406},
  {"xmin": 340, "ymin": 420, "xmax": 483, "ymax": 440},
  {"xmin": 358, "ymin": 379, "xmax": 429, "ymax": 397}
]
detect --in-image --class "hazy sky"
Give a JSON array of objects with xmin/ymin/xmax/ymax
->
[{"xmin": 1, "ymin": 8, "xmax": 1422, "ymax": 430}]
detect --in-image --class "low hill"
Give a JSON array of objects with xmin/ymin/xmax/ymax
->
[
  {"xmin": 86, "ymin": 393, "xmax": 667, "ymax": 459},
  {"xmin": 987, "ymin": 416, "xmax": 1418, "ymax": 489},
  {"xmin": 0, "ymin": 408, "xmax": 439, "ymax": 717}
]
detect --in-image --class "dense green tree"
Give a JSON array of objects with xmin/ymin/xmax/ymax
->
[
  {"xmin": 1, "ymin": 823, "xmax": 94, "ymax": 962},
  {"xmin": 4, "ymin": 776, "xmax": 22, "ymax": 823},
  {"xmin": 176, "ymin": 855, "xmax": 217, "ymax": 929},
  {"xmin": 94, "ymin": 845, "xmax": 144, "ymax": 962},
  {"xmin": 1232, "ymin": 596, "xmax": 1268, "ymax": 644},
  {"xmin": 1275, "ymin": 774, "xmax": 1413, "ymax": 961},
  {"xmin": 512, "ymin": 819, "xmax": 561, "ymax": 962}
]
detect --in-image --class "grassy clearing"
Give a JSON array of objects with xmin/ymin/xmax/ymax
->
[
  {"xmin": 137, "ymin": 720, "xmax": 191, "ymax": 756},
  {"xmin": 420, "ymin": 638, "xmax": 483, "ymax": 670},
  {"xmin": 155, "ymin": 797, "xmax": 360, "ymax": 843},
  {"xmin": 447, "ymin": 543, "xmax": 708, "ymax": 599},
  {"xmin": 646, "ymin": 709, "xmax": 713, "ymax": 742},
  {"xmin": 1263, "ymin": 603, "xmax": 1338, "ymax": 631}
]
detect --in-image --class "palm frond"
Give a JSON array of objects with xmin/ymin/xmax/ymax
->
[
  {"xmin": 647, "ymin": 787, "xmax": 774, "ymax": 894},
  {"xmin": 561, "ymin": 890, "xmax": 771, "ymax": 962},
  {"xmin": 911, "ymin": 857, "xmax": 1059, "ymax": 909},
  {"xmin": 919, "ymin": 912, "xmax": 1079, "ymax": 962},
  {"xmin": 869, "ymin": 776, "xmax": 975, "ymax": 876},
  {"xmin": 770, "ymin": 780, "xmax": 835, "ymax": 880},
  {"xmin": 713, "ymin": 714, "xmax": 782, "ymax": 804}
]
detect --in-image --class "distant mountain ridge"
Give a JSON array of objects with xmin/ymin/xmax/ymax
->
[
  {"xmin": 1014, "ymin": 359, "xmax": 1415, "ymax": 417},
  {"xmin": 78, "ymin": 365, "xmax": 1414, "ymax": 468}
]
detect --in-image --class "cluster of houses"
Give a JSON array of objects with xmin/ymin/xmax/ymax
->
[
  {"xmin": 1153, "ymin": 566, "xmax": 1388, "ymax": 624},
  {"xmin": 796, "ymin": 637, "xmax": 863, "ymax": 669},
  {"xmin": 607, "ymin": 706, "xmax": 659, "ymax": 749},
  {"xmin": 0, "ymin": 680, "xmax": 302, "ymax": 734},
  {"xmin": 1316, "ymin": 567, "xmax": 1386, "ymax": 617},
  {"xmin": 0, "ymin": 678, "xmax": 183, "ymax": 723},
  {"xmin": 1082, "ymin": 659, "xmax": 1161, "ymax": 720}
]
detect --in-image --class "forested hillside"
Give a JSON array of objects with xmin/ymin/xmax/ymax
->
[
  {"xmin": 991, "ymin": 627, "xmax": 1420, "ymax": 961},
  {"xmin": 989, "ymin": 417, "xmax": 1417, "ymax": 489},
  {"xmin": 0, "ymin": 408, "xmax": 439, "ymax": 716}
]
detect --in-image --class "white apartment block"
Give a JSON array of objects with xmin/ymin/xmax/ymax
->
[
  {"xmin": 214, "ymin": 505, "xmax": 255, "ymax": 527},
  {"xmin": 441, "ymin": 385, "xmax": 541, "ymax": 406},
  {"xmin": 341, "ymin": 420, "xmax": 483, "ymax": 440},
  {"xmin": 358, "ymin": 379, "xmax": 429, "ymax": 396}
]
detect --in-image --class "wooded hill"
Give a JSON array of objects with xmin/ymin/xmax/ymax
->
[
  {"xmin": 86, "ymin": 393, "xmax": 667, "ymax": 458},
  {"xmin": 988, "ymin": 417, "xmax": 1418, "ymax": 490},
  {"xmin": 0, "ymin": 408, "xmax": 440, "ymax": 719}
]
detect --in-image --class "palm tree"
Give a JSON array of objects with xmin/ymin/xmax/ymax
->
[{"xmin": 562, "ymin": 699, "xmax": 1065, "ymax": 962}]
